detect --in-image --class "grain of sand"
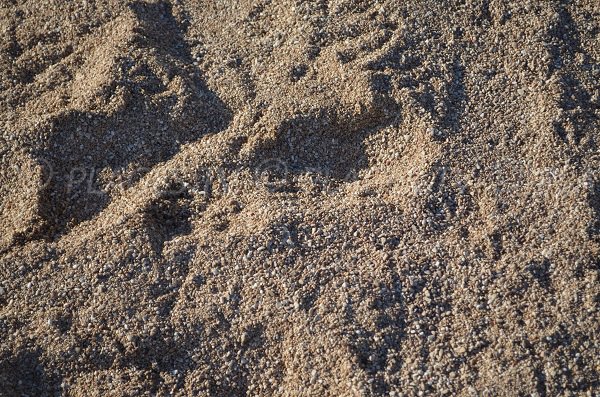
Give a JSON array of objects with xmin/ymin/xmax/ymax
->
[{"xmin": 0, "ymin": 0, "xmax": 599, "ymax": 396}]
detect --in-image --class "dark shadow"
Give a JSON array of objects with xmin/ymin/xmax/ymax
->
[
  {"xmin": 547, "ymin": 4, "xmax": 582, "ymax": 77},
  {"xmin": 546, "ymin": 4, "xmax": 599, "ymax": 144},
  {"xmin": 525, "ymin": 259, "xmax": 552, "ymax": 290},
  {"xmin": 36, "ymin": 1, "xmax": 231, "ymax": 238},
  {"xmin": 370, "ymin": 73, "xmax": 393, "ymax": 96},
  {"xmin": 0, "ymin": 349, "xmax": 61, "ymax": 397},
  {"xmin": 365, "ymin": 40, "xmax": 422, "ymax": 72},
  {"xmin": 474, "ymin": 0, "xmax": 492, "ymax": 27},
  {"xmin": 439, "ymin": 57, "xmax": 466, "ymax": 135},
  {"xmin": 553, "ymin": 74, "xmax": 598, "ymax": 145},
  {"xmin": 274, "ymin": 112, "xmax": 372, "ymax": 179},
  {"xmin": 142, "ymin": 183, "xmax": 194, "ymax": 255},
  {"xmin": 252, "ymin": 99, "xmax": 399, "ymax": 191},
  {"xmin": 488, "ymin": 230, "xmax": 504, "ymax": 260}
]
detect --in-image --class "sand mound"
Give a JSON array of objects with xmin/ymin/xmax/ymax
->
[{"xmin": 1, "ymin": 1, "xmax": 599, "ymax": 396}]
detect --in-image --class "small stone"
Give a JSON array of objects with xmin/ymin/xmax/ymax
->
[{"xmin": 310, "ymin": 369, "xmax": 318, "ymax": 382}]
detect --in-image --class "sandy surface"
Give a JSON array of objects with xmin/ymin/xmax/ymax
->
[{"xmin": 0, "ymin": 0, "xmax": 599, "ymax": 396}]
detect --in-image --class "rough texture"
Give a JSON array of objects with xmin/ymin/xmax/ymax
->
[{"xmin": 0, "ymin": 0, "xmax": 599, "ymax": 396}]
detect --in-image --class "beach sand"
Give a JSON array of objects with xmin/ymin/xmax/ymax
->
[{"xmin": 0, "ymin": 0, "xmax": 599, "ymax": 395}]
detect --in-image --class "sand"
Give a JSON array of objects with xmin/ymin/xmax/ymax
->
[{"xmin": 0, "ymin": 0, "xmax": 599, "ymax": 396}]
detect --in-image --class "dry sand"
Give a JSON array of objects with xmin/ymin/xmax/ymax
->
[{"xmin": 1, "ymin": 0, "xmax": 599, "ymax": 396}]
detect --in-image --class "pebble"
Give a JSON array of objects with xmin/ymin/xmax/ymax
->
[{"xmin": 241, "ymin": 332, "xmax": 249, "ymax": 345}]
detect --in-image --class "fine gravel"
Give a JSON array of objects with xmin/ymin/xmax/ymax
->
[{"xmin": 0, "ymin": 0, "xmax": 599, "ymax": 396}]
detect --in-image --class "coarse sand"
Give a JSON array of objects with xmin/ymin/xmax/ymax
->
[{"xmin": 0, "ymin": 0, "xmax": 599, "ymax": 396}]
